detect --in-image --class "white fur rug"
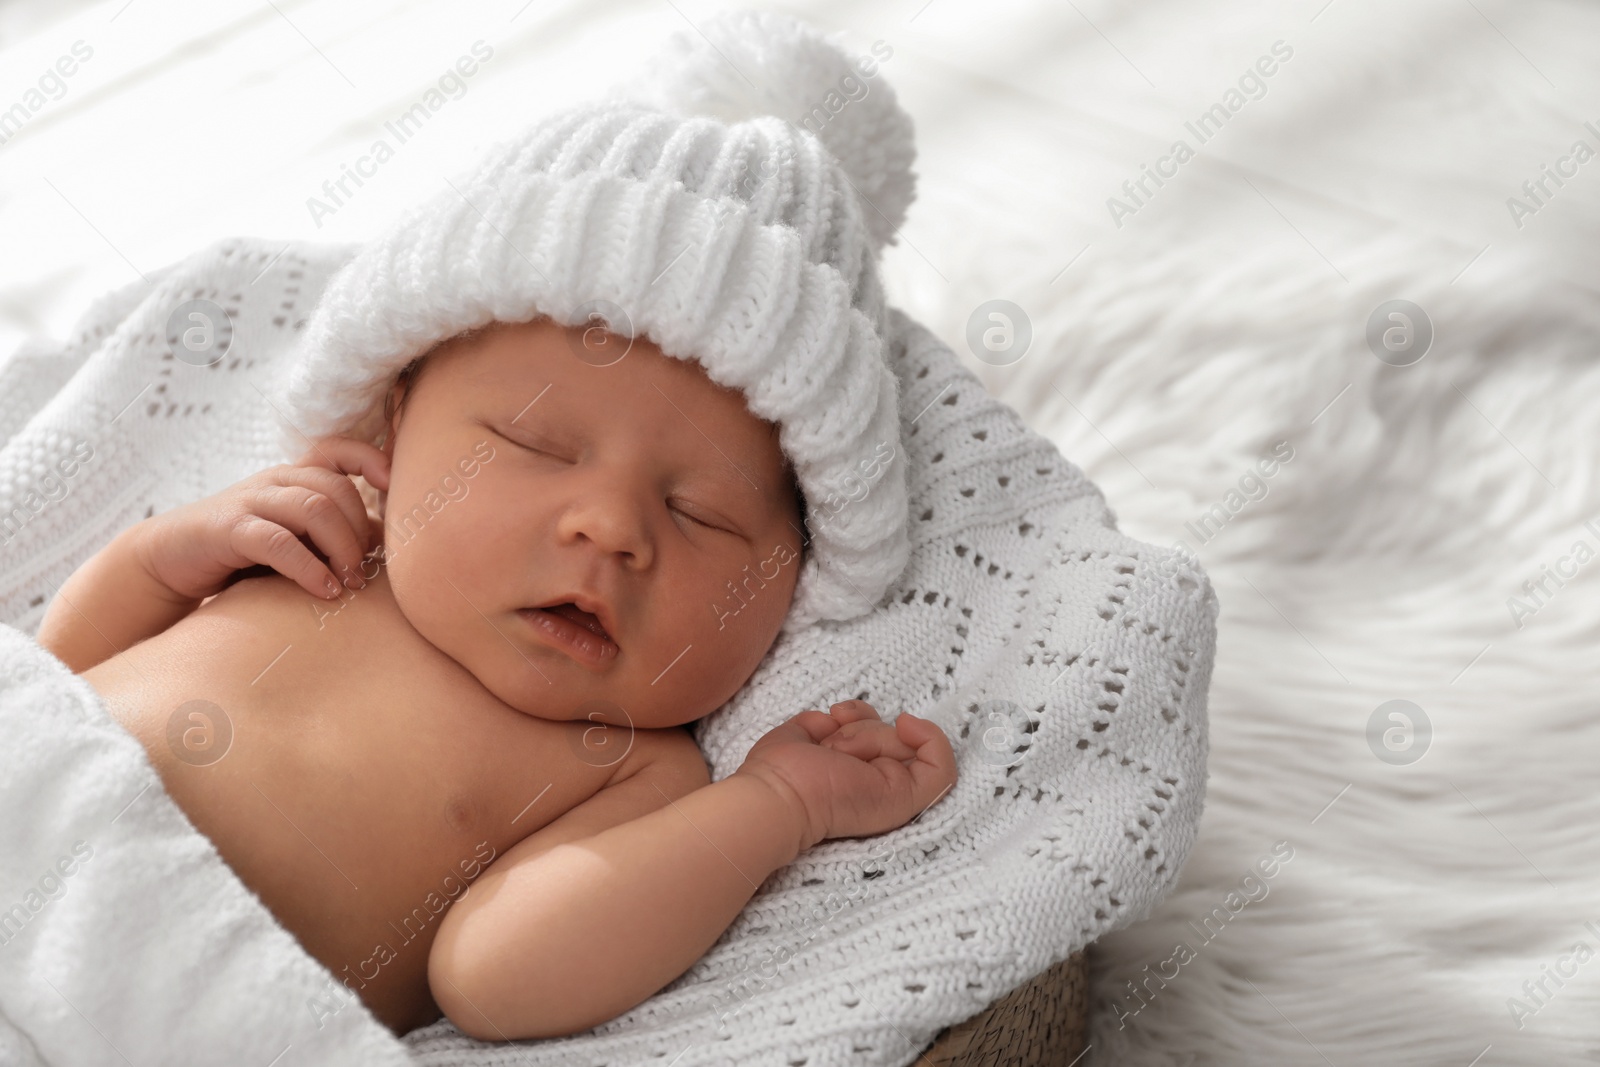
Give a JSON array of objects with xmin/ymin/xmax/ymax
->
[{"xmin": 942, "ymin": 228, "xmax": 1600, "ymax": 1065}]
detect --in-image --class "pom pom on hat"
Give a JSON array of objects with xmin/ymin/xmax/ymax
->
[
  {"xmin": 612, "ymin": 10, "xmax": 916, "ymax": 252},
  {"xmin": 277, "ymin": 9, "xmax": 918, "ymax": 635}
]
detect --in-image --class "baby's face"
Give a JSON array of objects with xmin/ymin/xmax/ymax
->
[{"xmin": 376, "ymin": 317, "xmax": 804, "ymax": 735}]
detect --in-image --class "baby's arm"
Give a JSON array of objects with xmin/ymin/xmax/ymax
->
[
  {"xmin": 429, "ymin": 701, "xmax": 958, "ymax": 1041},
  {"xmin": 429, "ymin": 750, "xmax": 801, "ymax": 1040},
  {"xmin": 37, "ymin": 436, "xmax": 388, "ymax": 673},
  {"xmin": 36, "ymin": 522, "xmax": 204, "ymax": 673}
]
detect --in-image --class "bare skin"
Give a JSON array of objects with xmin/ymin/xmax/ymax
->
[
  {"xmin": 78, "ymin": 558, "xmax": 635, "ymax": 1034},
  {"xmin": 39, "ymin": 317, "xmax": 958, "ymax": 1039}
]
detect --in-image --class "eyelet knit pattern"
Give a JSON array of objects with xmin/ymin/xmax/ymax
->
[{"xmin": 274, "ymin": 11, "xmax": 919, "ymax": 635}]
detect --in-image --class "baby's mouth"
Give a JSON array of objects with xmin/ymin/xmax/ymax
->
[
  {"xmin": 541, "ymin": 602, "xmax": 612, "ymax": 641},
  {"xmin": 517, "ymin": 602, "xmax": 621, "ymax": 667}
]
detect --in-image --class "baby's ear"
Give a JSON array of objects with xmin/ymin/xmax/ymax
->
[
  {"xmin": 354, "ymin": 473, "xmax": 385, "ymax": 524},
  {"xmin": 382, "ymin": 355, "xmax": 427, "ymax": 441}
]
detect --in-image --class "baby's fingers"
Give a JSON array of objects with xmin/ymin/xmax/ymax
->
[
  {"xmin": 229, "ymin": 515, "xmax": 347, "ymax": 599},
  {"xmin": 827, "ymin": 699, "xmax": 882, "ymax": 726},
  {"xmin": 272, "ymin": 463, "xmax": 376, "ymax": 555},
  {"xmin": 752, "ymin": 710, "xmax": 841, "ymax": 751},
  {"xmin": 258, "ymin": 483, "xmax": 370, "ymax": 587},
  {"xmin": 821, "ymin": 719, "xmax": 918, "ymax": 762},
  {"xmin": 894, "ymin": 713, "xmax": 959, "ymax": 805},
  {"xmin": 233, "ymin": 489, "xmax": 361, "ymax": 598},
  {"xmin": 295, "ymin": 435, "xmax": 392, "ymax": 492}
]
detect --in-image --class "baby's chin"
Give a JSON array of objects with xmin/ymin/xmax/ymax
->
[{"xmin": 438, "ymin": 660, "xmax": 627, "ymax": 732}]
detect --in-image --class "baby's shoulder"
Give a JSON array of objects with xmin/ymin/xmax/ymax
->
[
  {"xmin": 487, "ymin": 725, "xmax": 710, "ymax": 867},
  {"xmin": 647, "ymin": 724, "xmax": 710, "ymax": 781},
  {"xmin": 607, "ymin": 724, "xmax": 710, "ymax": 795}
]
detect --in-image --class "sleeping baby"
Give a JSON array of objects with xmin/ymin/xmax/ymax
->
[{"xmin": 33, "ymin": 10, "xmax": 955, "ymax": 1044}]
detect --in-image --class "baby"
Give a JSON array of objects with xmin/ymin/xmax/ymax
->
[
  {"xmin": 34, "ymin": 8, "xmax": 946, "ymax": 1042},
  {"xmin": 35, "ymin": 315, "xmax": 957, "ymax": 1038}
]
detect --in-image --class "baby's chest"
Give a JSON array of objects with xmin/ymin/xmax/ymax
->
[{"xmin": 90, "ymin": 578, "xmax": 629, "ymax": 895}]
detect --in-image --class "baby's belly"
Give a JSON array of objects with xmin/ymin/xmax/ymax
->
[{"xmin": 80, "ymin": 573, "xmax": 627, "ymax": 1034}]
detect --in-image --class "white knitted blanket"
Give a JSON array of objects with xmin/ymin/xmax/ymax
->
[{"xmin": 0, "ymin": 237, "xmax": 1216, "ymax": 1066}]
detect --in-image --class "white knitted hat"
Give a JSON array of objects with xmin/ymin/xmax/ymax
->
[{"xmin": 274, "ymin": 10, "xmax": 917, "ymax": 636}]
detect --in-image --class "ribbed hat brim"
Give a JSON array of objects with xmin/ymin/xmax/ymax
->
[{"xmin": 279, "ymin": 168, "xmax": 910, "ymax": 631}]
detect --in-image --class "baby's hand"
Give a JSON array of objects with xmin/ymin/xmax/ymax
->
[
  {"xmin": 736, "ymin": 700, "xmax": 958, "ymax": 854},
  {"xmin": 132, "ymin": 435, "xmax": 391, "ymax": 602}
]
